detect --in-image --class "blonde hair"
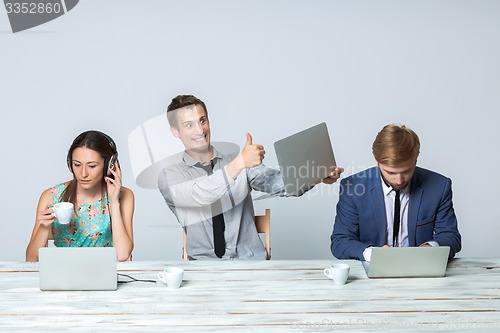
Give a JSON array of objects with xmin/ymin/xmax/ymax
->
[{"xmin": 372, "ymin": 124, "xmax": 420, "ymax": 166}]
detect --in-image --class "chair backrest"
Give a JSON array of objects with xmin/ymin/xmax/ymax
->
[
  {"xmin": 255, "ymin": 209, "xmax": 271, "ymax": 260},
  {"xmin": 182, "ymin": 209, "xmax": 271, "ymax": 260},
  {"xmin": 182, "ymin": 229, "xmax": 188, "ymax": 261}
]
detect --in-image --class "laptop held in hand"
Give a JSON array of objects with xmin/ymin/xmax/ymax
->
[{"xmin": 255, "ymin": 122, "xmax": 337, "ymax": 200}]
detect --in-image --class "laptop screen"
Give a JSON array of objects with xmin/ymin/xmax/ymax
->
[{"xmin": 274, "ymin": 122, "xmax": 336, "ymax": 196}]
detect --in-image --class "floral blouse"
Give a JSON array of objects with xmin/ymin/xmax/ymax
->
[{"xmin": 50, "ymin": 183, "xmax": 112, "ymax": 247}]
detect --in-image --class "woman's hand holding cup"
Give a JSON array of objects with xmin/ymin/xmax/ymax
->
[{"xmin": 37, "ymin": 204, "xmax": 57, "ymax": 228}]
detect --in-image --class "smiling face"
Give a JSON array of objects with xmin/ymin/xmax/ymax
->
[
  {"xmin": 70, "ymin": 147, "xmax": 106, "ymax": 190},
  {"xmin": 170, "ymin": 104, "xmax": 212, "ymax": 160},
  {"xmin": 376, "ymin": 159, "xmax": 416, "ymax": 191}
]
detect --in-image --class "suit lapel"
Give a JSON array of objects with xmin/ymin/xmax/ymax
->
[
  {"xmin": 408, "ymin": 168, "xmax": 423, "ymax": 247},
  {"xmin": 369, "ymin": 168, "xmax": 388, "ymax": 245}
]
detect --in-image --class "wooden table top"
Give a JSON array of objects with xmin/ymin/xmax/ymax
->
[{"xmin": 1, "ymin": 258, "xmax": 499, "ymax": 332}]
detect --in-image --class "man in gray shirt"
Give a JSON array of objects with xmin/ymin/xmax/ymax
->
[{"xmin": 158, "ymin": 94, "xmax": 342, "ymax": 260}]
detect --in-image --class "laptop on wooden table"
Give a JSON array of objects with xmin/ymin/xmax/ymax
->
[
  {"xmin": 361, "ymin": 246, "xmax": 450, "ymax": 278},
  {"xmin": 39, "ymin": 247, "xmax": 118, "ymax": 291}
]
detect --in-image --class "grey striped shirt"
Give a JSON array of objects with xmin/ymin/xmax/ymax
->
[{"xmin": 158, "ymin": 147, "xmax": 284, "ymax": 260}]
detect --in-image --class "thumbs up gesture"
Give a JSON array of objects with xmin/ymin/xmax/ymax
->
[
  {"xmin": 241, "ymin": 132, "xmax": 265, "ymax": 168},
  {"xmin": 226, "ymin": 132, "xmax": 266, "ymax": 180}
]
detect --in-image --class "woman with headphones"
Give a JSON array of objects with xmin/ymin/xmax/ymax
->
[{"xmin": 26, "ymin": 131, "xmax": 135, "ymax": 262}]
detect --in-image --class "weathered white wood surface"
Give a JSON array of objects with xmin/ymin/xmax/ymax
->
[{"xmin": 0, "ymin": 259, "xmax": 499, "ymax": 332}]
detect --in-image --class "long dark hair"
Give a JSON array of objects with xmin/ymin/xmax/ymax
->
[{"xmin": 62, "ymin": 131, "xmax": 117, "ymax": 208}]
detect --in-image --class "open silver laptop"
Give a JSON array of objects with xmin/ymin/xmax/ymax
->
[
  {"xmin": 256, "ymin": 122, "xmax": 336, "ymax": 199},
  {"xmin": 39, "ymin": 247, "xmax": 118, "ymax": 291},
  {"xmin": 276, "ymin": 122, "xmax": 337, "ymax": 196},
  {"xmin": 362, "ymin": 246, "xmax": 450, "ymax": 278}
]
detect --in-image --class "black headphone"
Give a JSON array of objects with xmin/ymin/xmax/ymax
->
[{"xmin": 67, "ymin": 131, "xmax": 119, "ymax": 179}]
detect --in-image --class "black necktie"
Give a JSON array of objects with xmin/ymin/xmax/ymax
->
[
  {"xmin": 393, "ymin": 190, "xmax": 401, "ymax": 247},
  {"xmin": 205, "ymin": 160, "xmax": 226, "ymax": 258}
]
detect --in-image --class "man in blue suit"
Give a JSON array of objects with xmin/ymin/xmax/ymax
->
[{"xmin": 331, "ymin": 124, "xmax": 461, "ymax": 261}]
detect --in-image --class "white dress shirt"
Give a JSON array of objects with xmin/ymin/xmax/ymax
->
[{"xmin": 382, "ymin": 180, "xmax": 410, "ymax": 248}]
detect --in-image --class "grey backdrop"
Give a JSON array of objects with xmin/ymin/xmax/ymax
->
[{"xmin": 1, "ymin": 0, "xmax": 499, "ymax": 261}]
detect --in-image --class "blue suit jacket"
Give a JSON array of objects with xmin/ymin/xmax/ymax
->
[{"xmin": 331, "ymin": 167, "xmax": 461, "ymax": 260}]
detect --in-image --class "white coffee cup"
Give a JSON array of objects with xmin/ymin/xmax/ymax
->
[
  {"xmin": 324, "ymin": 263, "xmax": 350, "ymax": 285},
  {"xmin": 158, "ymin": 267, "xmax": 184, "ymax": 289},
  {"xmin": 52, "ymin": 202, "xmax": 74, "ymax": 225}
]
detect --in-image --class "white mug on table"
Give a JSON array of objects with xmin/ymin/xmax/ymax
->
[
  {"xmin": 158, "ymin": 267, "xmax": 184, "ymax": 289},
  {"xmin": 324, "ymin": 263, "xmax": 350, "ymax": 285}
]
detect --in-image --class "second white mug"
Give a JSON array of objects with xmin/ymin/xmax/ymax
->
[
  {"xmin": 324, "ymin": 263, "xmax": 350, "ymax": 285},
  {"xmin": 158, "ymin": 267, "xmax": 184, "ymax": 289}
]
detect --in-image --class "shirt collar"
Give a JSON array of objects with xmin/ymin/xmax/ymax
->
[
  {"xmin": 182, "ymin": 146, "xmax": 222, "ymax": 167},
  {"xmin": 379, "ymin": 174, "xmax": 410, "ymax": 196}
]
